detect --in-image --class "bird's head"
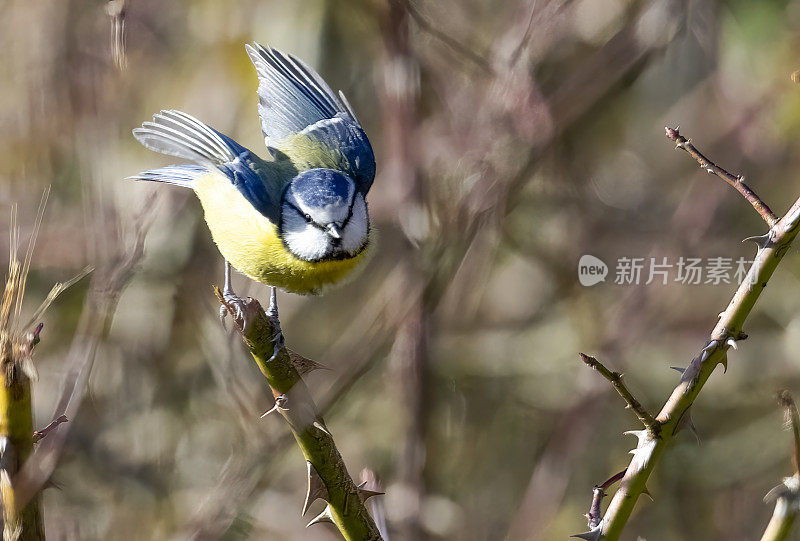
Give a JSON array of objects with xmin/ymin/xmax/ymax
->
[{"xmin": 280, "ymin": 169, "xmax": 369, "ymax": 261}]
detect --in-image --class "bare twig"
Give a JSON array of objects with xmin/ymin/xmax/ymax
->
[
  {"xmin": 31, "ymin": 415, "xmax": 68, "ymax": 444},
  {"xmin": 665, "ymin": 126, "xmax": 778, "ymax": 227},
  {"xmin": 579, "ymin": 354, "xmax": 659, "ymax": 434},
  {"xmin": 582, "ymin": 470, "xmax": 625, "ymax": 530},
  {"xmin": 14, "ymin": 197, "xmax": 154, "ymax": 512},
  {"xmin": 583, "ymin": 141, "xmax": 800, "ymax": 540}
]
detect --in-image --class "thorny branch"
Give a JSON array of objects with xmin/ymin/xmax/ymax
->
[
  {"xmin": 579, "ymin": 354, "xmax": 659, "ymax": 434},
  {"xmin": 575, "ymin": 129, "xmax": 800, "ymax": 540},
  {"xmin": 760, "ymin": 391, "xmax": 800, "ymax": 541},
  {"xmin": 665, "ymin": 126, "xmax": 778, "ymax": 227},
  {"xmin": 216, "ymin": 289, "xmax": 382, "ymax": 541}
]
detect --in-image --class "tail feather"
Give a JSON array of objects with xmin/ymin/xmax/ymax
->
[
  {"xmin": 132, "ymin": 110, "xmax": 239, "ymax": 165},
  {"xmin": 126, "ymin": 165, "xmax": 206, "ymax": 188}
]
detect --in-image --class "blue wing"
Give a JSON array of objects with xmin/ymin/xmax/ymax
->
[
  {"xmin": 245, "ymin": 43, "xmax": 376, "ymax": 194},
  {"xmin": 132, "ymin": 110, "xmax": 284, "ymax": 222}
]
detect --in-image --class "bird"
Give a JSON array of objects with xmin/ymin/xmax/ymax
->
[{"xmin": 128, "ymin": 43, "xmax": 376, "ymax": 323}]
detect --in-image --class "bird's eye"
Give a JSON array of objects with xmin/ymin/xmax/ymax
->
[{"xmin": 303, "ymin": 213, "xmax": 312, "ymax": 223}]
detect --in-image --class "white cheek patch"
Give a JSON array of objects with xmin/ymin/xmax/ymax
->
[
  {"xmin": 341, "ymin": 194, "xmax": 368, "ymax": 254},
  {"xmin": 281, "ymin": 210, "xmax": 331, "ymax": 261}
]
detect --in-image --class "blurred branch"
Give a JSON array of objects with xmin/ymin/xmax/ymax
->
[
  {"xmin": 576, "ymin": 135, "xmax": 800, "ymax": 540},
  {"xmin": 665, "ymin": 126, "xmax": 778, "ymax": 227},
  {"xmin": 105, "ymin": 0, "xmax": 127, "ymax": 71},
  {"xmin": 778, "ymin": 391, "xmax": 800, "ymax": 476},
  {"xmin": 14, "ymin": 196, "xmax": 155, "ymax": 512},
  {"xmin": 405, "ymin": 1, "xmax": 493, "ymax": 74},
  {"xmin": 579, "ymin": 354, "xmax": 658, "ymax": 433},
  {"xmin": 216, "ymin": 291, "xmax": 382, "ymax": 541},
  {"xmin": 760, "ymin": 391, "xmax": 800, "ymax": 541},
  {"xmin": 381, "ymin": 3, "xmax": 429, "ymax": 540}
]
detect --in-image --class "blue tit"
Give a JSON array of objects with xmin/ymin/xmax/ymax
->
[{"xmin": 128, "ymin": 43, "xmax": 376, "ymax": 297}]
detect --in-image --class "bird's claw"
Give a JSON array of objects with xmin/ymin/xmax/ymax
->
[
  {"xmin": 219, "ymin": 259, "xmax": 250, "ymax": 330},
  {"xmin": 220, "ymin": 289, "xmax": 249, "ymax": 330},
  {"xmin": 266, "ymin": 286, "xmax": 284, "ymax": 361}
]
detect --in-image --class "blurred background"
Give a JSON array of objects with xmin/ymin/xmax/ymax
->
[{"xmin": 2, "ymin": 0, "xmax": 800, "ymax": 539}]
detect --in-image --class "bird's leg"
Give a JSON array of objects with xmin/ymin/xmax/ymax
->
[
  {"xmin": 219, "ymin": 260, "xmax": 247, "ymax": 328},
  {"xmin": 266, "ymin": 286, "xmax": 285, "ymax": 361}
]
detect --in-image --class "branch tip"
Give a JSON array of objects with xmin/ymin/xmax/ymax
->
[
  {"xmin": 579, "ymin": 354, "xmax": 659, "ymax": 433},
  {"xmin": 664, "ymin": 126, "xmax": 778, "ymax": 226}
]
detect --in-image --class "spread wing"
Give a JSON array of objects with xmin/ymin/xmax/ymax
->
[
  {"xmin": 245, "ymin": 43, "xmax": 375, "ymax": 194},
  {"xmin": 132, "ymin": 110, "xmax": 287, "ymax": 222}
]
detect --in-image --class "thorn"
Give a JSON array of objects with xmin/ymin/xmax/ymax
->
[
  {"xmin": 642, "ymin": 486, "xmax": 654, "ymax": 501},
  {"xmin": 312, "ymin": 421, "xmax": 331, "ymax": 437},
  {"xmin": 623, "ymin": 429, "xmax": 648, "ymax": 441},
  {"xmin": 306, "ymin": 504, "xmax": 334, "ymax": 527},
  {"xmin": 726, "ymin": 337, "xmax": 737, "ymax": 350},
  {"xmin": 303, "ymin": 462, "xmax": 329, "ymax": 516},
  {"xmin": 260, "ymin": 394, "xmax": 288, "ymax": 419},
  {"xmin": 288, "ymin": 350, "xmax": 332, "ymax": 376},
  {"xmin": 741, "ymin": 230, "xmax": 774, "ymax": 249},
  {"xmin": 764, "ymin": 477, "xmax": 799, "ymax": 502},
  {"xmin": 356, "ymin": 481, "xmax": 385, "ymax": 502},
  {"xmin": 670, "ymin": 366, "xmax": 686, "ymax": 374},
  {"xmin": 719, "ymin": 354, "xmax": 728, "ymax": 374},
  {"xmin": 702, "ymin": 340, "xmax": 719, "ymax": 353},
  {"xmin": 623, "ymin": 429, "xmax": 651, "ymax": 451},
  {"xmin": 764, "ymin": 483, "xmax": 786, "ymax": 503},
  {"xmin": 571, "ymin": 526, "xmax": 602, "ymax": 541},
  {"xmin": 679, "ymin": 408, "xmax": 701, "ymax": 444}
]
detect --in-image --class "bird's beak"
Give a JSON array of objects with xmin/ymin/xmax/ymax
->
[{"xmin": 326, "ymin": 223, "xmax": 342, "ymax": 240}]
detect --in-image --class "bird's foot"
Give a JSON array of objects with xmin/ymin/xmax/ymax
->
[
  {"xmin": 219, "ymin": 289, "xmax": 250, "ymax": 331},
  {"xmin": 266, "ymin": 286, "xmax": 284, "ymax": 361},
  {"xmin": 219, "ymin": 259, "xmax": 251, "ymax": 331}
]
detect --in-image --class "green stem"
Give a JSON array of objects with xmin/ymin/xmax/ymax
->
[
  {"xmin": 218, "ymin": 290, "xmax": 382, "ymax": 541},
  {"xmin": 0, "ymin": 340, "xmax": 44, "ymax": 540},
  {"xmin": 760, "ymin": 491, "xmax": 799, "ymax": 541}
]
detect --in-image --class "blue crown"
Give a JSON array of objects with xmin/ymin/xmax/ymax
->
[{"xmin": 286, "ymin": 168, "xmax": 353, "ymax": 207}]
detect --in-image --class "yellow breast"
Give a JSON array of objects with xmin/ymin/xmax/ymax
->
[{"xmin": 194, "ymin": 171, "xmax": 367, "ymax": 294}]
